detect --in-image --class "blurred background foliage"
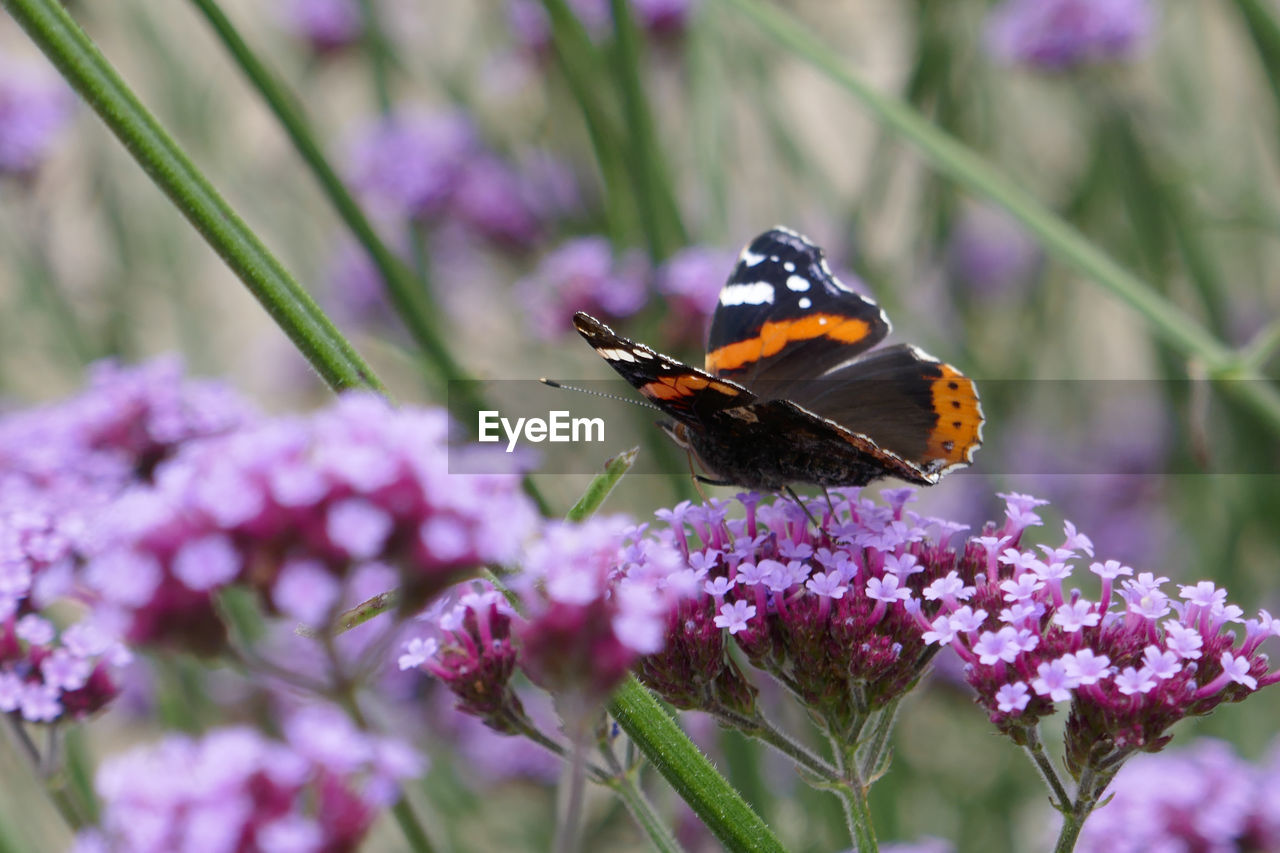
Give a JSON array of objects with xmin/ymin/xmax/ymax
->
[{"xmin": 1, "ymin": 0, "xmax": 1279, "ymax": 850}]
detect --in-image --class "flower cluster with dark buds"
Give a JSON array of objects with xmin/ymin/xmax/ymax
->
[
  {"xmin": 82, "ymin": 392, "xmax": 537, "ymax": 654},
  {"xmin": 72, "ymin": 704, "xmax": 422, "ymax": 853}
]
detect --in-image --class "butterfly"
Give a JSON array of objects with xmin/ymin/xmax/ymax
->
[{"xmin": 573, "ymin": 227, "xmax": 983, "ymax": 490}]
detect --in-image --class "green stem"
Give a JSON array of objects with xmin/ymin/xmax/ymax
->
[
  {"xmin": 182, "ymin": 1, "xmax": 480, "ymax": 405},
  {"xmin": 723, "ymin": 0, "xmax": 1280, "ymax": 436},
  {"xmin": 565, "ymin": 446, "xmax": 639, "ymax": 521},
  {"xmin": 1242, "ymin": 319, "xmax": 1280, "ymax": 370},
  {"xmin": 608, "ymin": 677, "xmax": 786, "ymax": 853},
  {"xmin": 1020, "ymin": 726, "xmax": 1072, "ymax": 811},
  {"xmin": 607, "ymin": 0, "xmax": 686, "ymax": 260},
  {"xmin": 4, "ymin": 0, "xmax": 384, "ymax": 393},
  {"xmin": 540, "ymin": 0, "xmax": 635, "ymax": 246},
  {"xmin": 355, "ymin": 0, "xmax": 394, "ymax": 114},
  {"xmin": 715, "ymin": 708, "xmax": 838, "ymax": 782},
  {"xmin": 598, "ymin": 743, "xmax": 687, "ymax": 853}
]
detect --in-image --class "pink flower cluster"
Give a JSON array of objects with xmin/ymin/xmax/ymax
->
[
  {"xmin": 73, "ymin": 704, "xmax": 422, "ymax": 853},
  {"xmin": 0, "ymin": 359, "xmax": 256, "ymax": 722},
  {"xmin": 926, "ymin": 494, "xmax": 1278, "ymax": 763},
  {"xmin": 82, "ymin": 392, "xmax": 538, "ymax": 653},
  {"xmin": 620, "ymin": 489, "xmax": 1277, "ymax": 759},
  {"xmin": 1076, "ymin": 737, "xmax": 1280, "ymax": 852},
  {"xmin": 400, "ymin": 517, "xmax": 689, "ymax": 724}
]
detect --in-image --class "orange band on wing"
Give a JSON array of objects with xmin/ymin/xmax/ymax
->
[
  {"xmin": 641, "ymin": 374, "xmax": 741, "ymax": 401},
  {"xmin": 705, "ymin": 314, "xmax": 872, "ymax": 374},
  {"xmin": 924, "ymin": 365, "xmax": 984, "ymax": 467}
]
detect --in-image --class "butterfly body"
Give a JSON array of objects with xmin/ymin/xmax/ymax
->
[{"xmin": 573, "ymin": 227, "xmax": 983, "ymax": 489}]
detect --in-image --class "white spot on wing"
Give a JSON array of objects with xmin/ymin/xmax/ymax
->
[
  {"xmin": 783, "ymin": 262, "xmax": 795, "ymax": 273},
  {"xmin": 798, "ymin": 297, "xmax": 812, "ymax": 309},
  {"xmin": 785, "ymin": 275, "xmax": 811, "ymax": 292},
  {"xmin": 719, "ymin": 282, "xmax": 775, "ymax": 306},
  {"xmin": 741, "ymin": 250, "xmax": 766, "ymax": 267}
]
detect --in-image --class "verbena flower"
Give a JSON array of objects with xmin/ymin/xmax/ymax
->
[
  {"xmin": 506, "ymin": 0, "xmax": 696, "ymax": 54},
  {"xmin": 276, "ymin": 0, "xmax": 364, "ymax": 54},
  {"xmin": 82, "ymin": 393, "xmax": 537, "ymax": 653},
  {"xmin": 72, "ymin": 705, "xmax": 422, "ymax": 853},
  {"xmin": 0, "ymin": 57, "xmax": 74, "ymax": 178},
  {"xmin": 516, "ymin": 236, "xmax": 649, "ymax": 338},
  {"xmin": 401, "ymin": 517, "xmax": 687, "ymax": 728},
  {"xmin": 985, "ymin": 0, "xmax": 1155, "ymax": 70},
  {"xmin": 945, "ymin": 205, "xmax": 1040, "ymax": 298},
  {"xmin": 626, "ymin": 490, "xmax": 1277, "ymax": 769},
  {"xmin": 346, "ymin": 111, "xmax": 550, "ymax": 249},
  {"xmin": 1075, "ymin": 737, "xmax": 1280, "ymax": 851},
  {"xmin": 655, "ymin": 246, "xmax": 735, "ymax": 344}
]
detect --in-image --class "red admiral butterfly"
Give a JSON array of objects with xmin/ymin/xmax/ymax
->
[{"xmin": 574, "ymin": 227, "xmax": 983, "ymax": 490}]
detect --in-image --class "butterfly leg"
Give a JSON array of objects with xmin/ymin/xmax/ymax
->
[{"xmin": 784, "ymin": 485, "xmax": 820, "ymax": 528}]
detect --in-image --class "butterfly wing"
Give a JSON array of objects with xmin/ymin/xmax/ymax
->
[
  {"xmin": 705, "ymin": 228, "xmax": 890, "ymax": 385},
  {"xmin": 572, "ymin": 312, "xmax": 755, "ymax": 425},
  {"xmin": 779, "ymin": 343, "xmax": 984, "ymax": 475}
]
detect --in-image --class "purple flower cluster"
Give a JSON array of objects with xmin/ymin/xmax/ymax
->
[
  {"xmin": 516, "ymin": 236, "xmax": 649, "ymax": 338},
  {"xmin": 0, "ymin": 360, "xmax": 256, "ymax": 721},
  {"xmin": 0, "ymin": 609, "xmax": 130, "ymax": 724},
  {"xmin": 400, "ymin": 517, "xmax": 688, "ymax": 725},
  {"xmin": 913, "ymin": 494, "xmax": 1276, "ymax": 769},
  {"xmin": 276, "ymin": 0, "xmax": 363, "ymax": 54},
  {"xmin": 621, "ymin": 490, "xmax": 1277, "ymax": 764},
  {"xmin": 73, "ymin": 704, "xmax": 422, "ymax": 853},
  {"xmin": 985, "ymin": 0, "xmax": 1155, "ymax": 70},
  {"xmin": 82, "ymin": 392, "xmax": 537, "ymax": 653},
  {"xmin": 1075, "ymin": 738, "xmax": 1280, "ymax": 852},
  {"xmin": 347, "ymin": 111, "xmax": 563, "ymax": 249},
  {"xmin": 506, "ymin": 0, "xmax": 697, "ymax": 53},
  {"xmin": 0, "ymin": 57, "xmax": 74, "ymax": 178}
]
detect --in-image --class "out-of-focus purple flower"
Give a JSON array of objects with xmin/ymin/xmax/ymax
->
[
  {"xmin": 879, "ymin": 840, "xmax": 954, "ymax": 853},
  {"xmin": 348, "ymin": 111, "xmax": 478, "ymax": 221},
  {"xmin": 655, "ymin": 246, "xmax": 734, "ymax": 344},
  {"xmin": 0, "ymin": 59, "xmax": 74, "ymax": 178},
  {"xmin": 453, "ymin": 154, "xmax": 543, "ymax": 249},
  {"xmin": 1075, "ymin": 738, "xmax": 1280, "ymax": 852},
  {"xmin": 403, "ymin": 517, "xmax": 687, "ymax": 725},
  {"xmin": 74, "ymin": 706, "xmax": 422, "ymax": 853},
  {"xmin": 82, "ymin": 393, "xmax": 538, "ymax": 654},
  {"xmin": 516, "ymin": 236, "xmax": 649, "ymax": 338},
  {"xmin": 945, "ymin": 205, "xmax": 1041, "ymax": 298},
  {"xmin": 346, "ymin": 111, "xmax": 559, "ymax": 251},
  {"xmin": 0, "ymin": 607, "xmax": 131, "ymax": 724},
  {"xmin": 276, "ymin": 0, "xmax": 364, "ymax": 53},
  {"xmin": 985, "ymin": 0, "xmax": 1155, "ymax": 70},
  {"xmin": 514, "ymin": 516, "xmax": 685, "ymax": 702},
  {"xmin": 506, "ymin": 0, "xmax": 696, "ymax": 53}
]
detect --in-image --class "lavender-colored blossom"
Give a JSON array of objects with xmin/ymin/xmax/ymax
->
[
  {"xmin": 626, "ymin": 490, "xmax": 1277, "ymax": 778},
  {"xmin": 945, "ymin": 205, "xmax": 1040, "ymax": 298},
  {"xmin": 0, "ymin": 59, "xmax": 74, "ymax": 178},
  {"xmin": 76, "ymin": 707, "xmax": 422, "ymax": 853},
  {"xmin": 1075, "ymin": 738, "xmax": 1280, "ymax": 852},
  {"xmin": 516, "ymin": 236, "xmax": 650, "ymax": 338},
  {"xmin": 346, "ymin": 111, "xmax": 556, "ymax": 250},
  {"xmin": 347, "ymin": 111, "xmax": 478, "ymax": 221},
  {"xmin": 81, "ymin": 393, "xmax": 537, "ymax": 653},
  {"xmin": 985, "ymin": 0, "xmax": 1156, "ymax": 70},
  {"xmin": 276, "ymin": 0, "xmax": 363, "ymax": 53},
  {"xmin": 506, "ymin": 0, "xmax": 695, "ymax": 53},
  {"xmin": 655, "ymin": 246, "xmax": 735, "ymax": 342}
]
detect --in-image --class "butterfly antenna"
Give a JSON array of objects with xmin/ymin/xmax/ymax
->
[{"xmin": 539, "ymin": 378, "xmax": 661, "ymax": 411}]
